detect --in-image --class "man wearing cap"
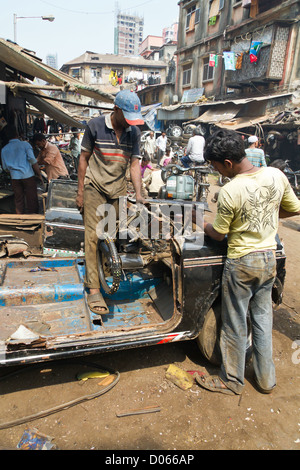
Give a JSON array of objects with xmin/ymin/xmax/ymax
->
[
  {"xmin": 76, "ymin": 89, "xmax": 144, "ymax": 315},
  {"xmin": 245, "ymin": 136, "xmax": 267, "ymax": 168}
]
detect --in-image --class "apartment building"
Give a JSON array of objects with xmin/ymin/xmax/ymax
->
[
  {"xmin": 139, "ymin": 36, "xmax": 164, "ymax": 58},
  {"xmin": 176, "ymin": 0, "xmax": 300, "ymax": 101},
  {"xmin": 46, "ymin": 53, "xmax": 58, "ymax": 70},
  {"xmin": 61, "ymin": 51, "xmax": 166, "ymax": 88},
  {"xmin": 58, "ymin": 51, "xmax": 166, "ymax": 117},
  {"xmin": 162, "ymin": 22, "xmax": 179, "ymax": 44},
  {"xmin": 114, "ymin": 11, "xmax": 144, "ymax": 56}
]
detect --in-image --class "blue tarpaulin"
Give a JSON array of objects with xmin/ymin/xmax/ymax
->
[{"xmin": 141, "ymin": 103, "xmax": 162, "ymax": 131}]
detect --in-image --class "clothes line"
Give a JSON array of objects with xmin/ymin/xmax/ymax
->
[{"xmin": 208, "ymin": 42, "xmax": 262, "ymax": 71}]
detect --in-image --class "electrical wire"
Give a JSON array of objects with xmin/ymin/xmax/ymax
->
[{"xmin": 39, "ymin": 0, "xmax": 154, "ymax": 15}]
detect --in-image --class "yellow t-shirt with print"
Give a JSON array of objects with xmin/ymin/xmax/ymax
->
[{"xmin": 213, "ymin": 167, "xmax": 300, "ymax": 259}]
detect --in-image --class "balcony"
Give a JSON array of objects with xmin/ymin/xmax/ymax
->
[{"xmin": 226, "ymin": 24, "xmax": 290, "ymax": 88}]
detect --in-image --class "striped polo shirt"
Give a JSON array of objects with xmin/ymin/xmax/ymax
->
[
  {"xmin": 81, "ymin": 113, "xmax": 141, "ymax": 199},
  {"xmin": 245, "ymin": 148, "xmax": 267, "ymax": 168}
]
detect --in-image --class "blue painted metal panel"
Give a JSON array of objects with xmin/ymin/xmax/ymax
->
[{"xmin": 0, "ymin": 258, "xmax": 165, "ymax": 341}]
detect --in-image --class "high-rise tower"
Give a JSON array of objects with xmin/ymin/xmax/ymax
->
[{"xmin": 114, "ymin": 3, "xmax": 144, "ymax": 56}]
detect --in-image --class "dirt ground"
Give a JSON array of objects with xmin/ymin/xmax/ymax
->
[{"xmin": 0, "ymin": 177, "xmax": 299, "ymax": 452}]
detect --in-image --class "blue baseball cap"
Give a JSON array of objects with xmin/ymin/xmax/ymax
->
[{"xmin": 115, "ymin": 90, "xmax": 144, "ymax": 126}]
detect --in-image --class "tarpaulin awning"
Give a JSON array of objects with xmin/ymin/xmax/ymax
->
[
  {"xmin": 141, "ymin": 103, "xmax": 162, "ymax": 131},
  {"xmin": 0, "ymin": 38, "xmax": 114, "ymax": 104},
  {"xmin": 141, "ymin": 103, "xmax": 162, "ymax": 116}
]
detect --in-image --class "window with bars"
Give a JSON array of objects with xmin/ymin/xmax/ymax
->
[
  {"xmin": 183, "ymin": 67, "xmax": 192, "ymax": 86},
  {"xmin": 186, "ymin": 4, "xmax": 200, "ymax": 30},
  {"xmin": 203, "ymin": 57, "xmax": 214, "ymax": 82},
  {"xmin": 71, "ymin": 68, "xmax": 82, "ymax": 79},
  {"xmin": 91, "ymin": 67, "xmax": 102, "ymax": 78}
]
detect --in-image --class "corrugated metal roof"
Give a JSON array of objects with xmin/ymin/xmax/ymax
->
[
  {"xmin": 184, "ymin": 93, "xmax": 294, "ymax": 129},
  {"xmin": 19, "ymin": 88, "xmax": 86, "ymax": 129},
  {"xmin": 0, "ymin": 38, "xmax": 114, "ymax": 104},
  {"xmin": 196, "ymin": 93, "xmax": 293, "ymax": 107},
  {"xmin": 196, "ymin": 104, "xmax": 242, "ymax": 123},
  {"xmin": 157, "ymin": 104, "xmax": 199, "ymax": 121},
  {"xmin": 1, "ymin": 79, "xmax": 85, "ymax": 128}
]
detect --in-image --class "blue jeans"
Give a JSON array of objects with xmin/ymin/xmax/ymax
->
[
  {"xmin": 181, "ymin": 155, "xmax": 192, "ymax": 168},
  {"xmin": 220, "ymin": 251, "xmax": 277, "ymax": 394}
]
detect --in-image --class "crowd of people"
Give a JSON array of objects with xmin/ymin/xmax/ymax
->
[
  {"xmin": 139, "ymin": 126, "xmax": 269, "ymax": 199},
  {"xmin": 0, "ymin": 89, "xmax": 300, "ymax": 398},
  {"xmin": 75, "ymin": 90, "xmax": 300, "ymax": 398},
  {"xmin": 0, "ymin": 99, "xmax": 271, "ymax": 217},
  {"xmin": 0, "ymin": 105, "xmax": 275, "ymax": 221}
]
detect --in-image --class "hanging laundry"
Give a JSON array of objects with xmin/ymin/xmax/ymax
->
[
  {"xmin": 235, "ymin": 53, "xmax": 244, "ymax": 70},
  {"xmin": 242, "ymin": 0, "xmax": 252, "ymax": 7},
  {"xmin": 208, "ymin": 16, "xmax": 217, "ymax": 26},
  {"xmin": 249, "ymin": 41, "xmax": 262, "ymax": 63},
  {"xmin": 209, "ymin": 54, "xmax": 219, "ymax": 67},
  {"xmin": 223, "ymin": 52, "xmax": 236, "ymax": 71}
]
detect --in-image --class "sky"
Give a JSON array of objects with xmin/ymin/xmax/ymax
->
[{"xmin": 0, "ymin": 0, "xmax": 180, "ymax": 68}]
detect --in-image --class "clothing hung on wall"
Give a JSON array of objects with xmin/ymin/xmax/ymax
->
[
  {"xmin": 223, "ymin": 52, "xmax": 236, "ymax": 71},
  {"xmin": 249, "ymin": 41, "xmax": 262, "ymax": 63}
]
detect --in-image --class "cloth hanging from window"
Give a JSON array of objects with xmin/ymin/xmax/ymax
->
[
  {"xmin": 223, "ymin": 52, "xmax": 236, "ymax": 71},
  {"xmin": 235, "ymin": 53, "xmax": 244, "ymax": 69},
  {"xmin": 249, "ymin": 41, "xmax": 262, "ymax": 63},
  {"xmin": 208, "ymin": 16, "xmax": 217, "ymax": 26},
  {"xmin": 209, "ymin": 54, "xmax": 218, "ymax": 67}
]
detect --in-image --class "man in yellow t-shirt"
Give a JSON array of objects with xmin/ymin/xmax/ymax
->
[{"xmin": 196, "ymin": 129, "xmax": 300, "ymax": 397}]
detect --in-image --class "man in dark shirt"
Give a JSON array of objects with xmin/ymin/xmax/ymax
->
[{"xmin": 76, "ymin": 90, "xmax": 144, "ymax": 315}]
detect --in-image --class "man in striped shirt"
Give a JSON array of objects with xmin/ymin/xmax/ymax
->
[
  {"xmin": 76, "ymin": 90, "xmax": 144, "ymax": 315},
  {"xmin": 245, "ymin": 135, "xmax": 267, "ymax": 168}
]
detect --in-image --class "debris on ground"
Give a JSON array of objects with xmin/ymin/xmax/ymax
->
[
  {"xmin": 0, "ymin": 236, "xmax": 31, "ymax": 258},
  {"xmin": 17, "ymin": 427, "xmax": 56, "ymax": 450},
  {"xmin": 76, "ymin": 371, "xmax": 110, "ymax": 382},
  {"xmin": 165, "ymin": 364, "xmax": 195, "ymax": 390},
  {"xmin": 116, "ymin": 405, "xmax": 161, "ymax": 418}
]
